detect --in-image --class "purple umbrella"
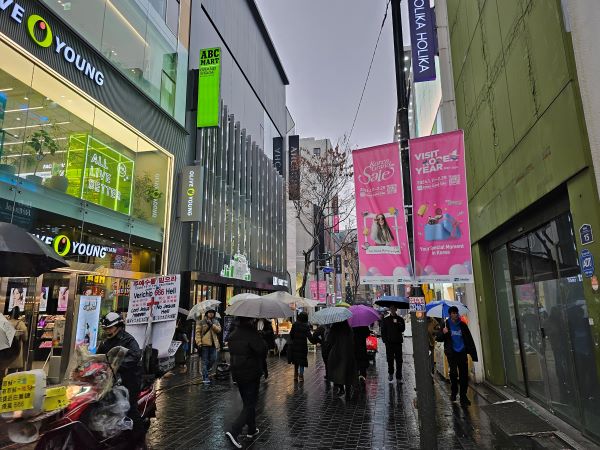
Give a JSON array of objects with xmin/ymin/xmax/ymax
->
[{"xmin": 347, "ymin": 305, "xmax": 381, "ymax": 328}]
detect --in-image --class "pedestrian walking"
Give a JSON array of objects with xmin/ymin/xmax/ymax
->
[
  {"xmin": 326, "ymin": 320, "xmax": 356, "ymax": 397},
  {"xmin": 436, "ymin": 305, "xmax": 478, "ymax": 406},
  {"xmin": 257, "ymin": 319, "xmax": 276, "ymax": 355},
  {"xmin": 7, "ymin": 306, "xmax": 28, "ymax": 373},
  {"xmin": 353, "ymin": 326, "xmax": 370, "ymax": 383},
  {"xmin": 381, "ymin": 305, "xmax": 405, "ymax": 382},
  {"xmin": 225, "ymin": 317, "xmax": 268, "ymax": 449},
  {"xmin": 313, "ymin": 324, "xmax": 331, "ymax": 382},
  {"xmin": 174, "ymin": 317, "xmax": 190, "ymax": 374},
  {"xmin": 288, "ymin": 312, "xmax": 318, "ymax": 382},
  {"xmin": 427, "ymin": 317, "xmax": 440, "ymax": 374},
  {"xmin": 195, "ymin": 309, "xmax": 221, "ymax": 383}
]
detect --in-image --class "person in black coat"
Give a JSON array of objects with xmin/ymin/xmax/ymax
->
[
  {"xmin": 313, "ymin": 324, "xmax": 331, "ymax": 381},
  {"xmin": 288, "ymin": 312, "xmax": 318, "ymax": 382},
  {"xmin": 226, "ymin": 317, "xmax": 268, "ymax": 448},
  {"xmin": 436, "ymin": 305, "xmax": 478, "ymax": 406},
  {"xmin": 381, "ymin": 305, "xmax": 405, "ymax": 382},
  {"xmin": 326, "ymin": 320, "xmax": 356, "ymax": 397},
  {"xmin": 353, "ymin": 326, "xmax": 370, "ymax": 382}
]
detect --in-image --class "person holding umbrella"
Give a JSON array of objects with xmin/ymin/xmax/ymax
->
[
  {"xmin": 436, "ymin": 305, "xmax": 478, "ymax": 406},
  {"xmin": 288, "ymin": 312, "xmax": 318, "ymax": 382},
  {"xmin": 195, "ymin": 309, "xmax": 222, "ymax": 383},
  {"xmin": 347, "ymin": 304, "xmax": 381, "ymax": 383},
  {"xmin": 381, "ymin": 305, "xmax": 405, "ymax": 382},
  {"xmin": 327, "ymin": 320, "xmax": 356, "ymax": 397}
]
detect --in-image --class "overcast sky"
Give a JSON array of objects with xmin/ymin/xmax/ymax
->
[{"xmin": 255, "ymin": 0, "xmax": 409, "ymax": 150}]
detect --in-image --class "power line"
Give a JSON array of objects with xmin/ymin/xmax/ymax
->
[{"xmin": 344, "ymin": 0, "xmax": 391, "ymax": 150}]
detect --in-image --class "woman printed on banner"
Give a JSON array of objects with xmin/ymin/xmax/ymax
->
[{"xmin": 370, "ymin": 213, "xmax": 394, "ymax": 245}]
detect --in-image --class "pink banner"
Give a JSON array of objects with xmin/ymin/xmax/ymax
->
[
  {"xmin": 409, "ymin": 130, "xmax": 473, "ymax": 283},
  {"xmin": 309, "ymin": 280, "xmax": 327, "ymax": 302},
  {"xmin": 352, "ymin": 143, "xmax": 412, "ymax": 284}
]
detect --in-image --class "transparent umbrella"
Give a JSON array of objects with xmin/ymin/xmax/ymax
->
[{"xmin": 187, "ymin": 299, "xmax": 221, "ymax": 321}]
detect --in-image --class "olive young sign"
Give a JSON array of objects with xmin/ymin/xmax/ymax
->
[
  {"xmin": 179, "ymin": 165, "xmax": 202, "ymax": 221},
  {"xmin": 0, "ymin": 0, "xmax": 105, "ymax": 86},
  {"xmin": 66, "ymin": 134, "xmax": 134, "ymax": 215},
  {"xmin": 33, "ymin": 234, "xmax": 117, "ymax": 258},
  {"xmin": 197, "ymin": 47, "xmax": 221, "ymax": 128}
]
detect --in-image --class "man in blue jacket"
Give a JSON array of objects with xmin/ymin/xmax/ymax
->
[{"xmin": 436, "ymin": 305, "xmax": 478, "ymax": 406}]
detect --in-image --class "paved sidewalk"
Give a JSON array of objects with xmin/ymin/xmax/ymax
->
[{"xmin": 147, "ymin": 348, "xmax": 496, "ymax": 449}]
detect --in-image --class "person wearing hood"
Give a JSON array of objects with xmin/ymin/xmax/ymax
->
[
  {"xmin": 195, "ymin": 309, "xmax": 222, "ymax": 383},
  {"xmin": 288, "ymin": 312, "xmax": 318, "ymax": 382}
]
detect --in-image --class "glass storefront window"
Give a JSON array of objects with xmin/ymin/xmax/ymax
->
[{"xmin": 41, "ymin": 0, "xmax": 188, "ymax": 123}]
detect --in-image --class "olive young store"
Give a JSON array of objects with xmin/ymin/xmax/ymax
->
[{"xmin": 0, "ymin": 0, "xmax": 187, "ymax": 380}]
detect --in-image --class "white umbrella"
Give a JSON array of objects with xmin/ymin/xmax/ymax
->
[
  {"xmin": 229, "ymin": 293, "xmax": 262, "ymax": 304},
  {"xmin": 0, "ymin": 314, "xmax": 16, "ymax": 351},
  {"xmin": 187, "ymin": 299, "xmax": 221, "ymax": 320},
  {"xmin": 262, "ymin": 291, "xmax": 319, "ymax": 308},
  {"xmin": 312, "ymin": 306, "xmax": 353, "ymax": 325},
  {"xmin": 225, "ymin": 296, "xmax": 293, "ymax": 319}
]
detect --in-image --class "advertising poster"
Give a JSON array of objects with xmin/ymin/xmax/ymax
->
[
  {"xmin": 75, "ymin": 296, "xmax": 101, "ymax": 354},
  {"xmin": 352, "ymin": 142, "xmax": 413, "ymax": 284},
  {"xmin": 409, "ymin": 130, "xmax": 473, "ymax": 283},
  {"xmin": 39, "ymin": 287, "xmax": 49, "ymax": 312},
  {"xmin": 309, "ymin": 280, "xmax": 327, "ymax": 302},
  {"xmin": 57, "ymin": 287, "xmax": 69, "ymax": 312},
  {"xmin": 8, "ymin": 287, "xmax": 26, "ymax": 312},
  {"xmin": 53, "ymin": 318, "xmax": 66, "ymax": 347}
]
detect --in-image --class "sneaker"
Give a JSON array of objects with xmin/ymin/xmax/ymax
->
[
  {"xmin": 460, "ymin": 397, "xmax": 471, "ymax": 406},
  {"xmin": 246, "ymin": 428, "xmax": 260, "ymax": 438},
  {"xmin": 225, "ymin": 432, "xmax": 242, "ymax": 449},
  {"xmin": 450, "ymin": 393, "xmax": 457, "ymax": 402},
  {"xmin": 388, "ymin": 374, "xmax": 394, "ymax": 382}
]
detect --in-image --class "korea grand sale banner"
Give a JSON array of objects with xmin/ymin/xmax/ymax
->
[
  {"xmin": 352, "ymin": 142, "xmax": 413, "ymax": 284},
  {"xmin": 409, "ymin": 130, "xmax": 473, "ymax": 283}
]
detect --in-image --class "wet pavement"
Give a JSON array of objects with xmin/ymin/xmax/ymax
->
[{"xmin": 147, "ymin": 343, "xmax": 497, "ymax": 450}]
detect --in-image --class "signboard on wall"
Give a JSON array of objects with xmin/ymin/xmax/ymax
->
[
  {"xmin": 75, "ymin": 295, "xmax": 101, "ymax": 354},
  {"xmin": 273, "ymin": 136, "xmax": 285, "ymax": 177},
  {"xmin": 179, "ymin": 165, "xmax": 203, "ymax": 221},
  {"xmin": 65, "ymin": 134, "xmax": 134, "ymax": 215},
  {"xmin": 288, "ymin": 135, "xmax": 300, "ymax": 200},
  {"xmin": 197, "ymin": 47, "xmax": 221, "ymax": 128}
]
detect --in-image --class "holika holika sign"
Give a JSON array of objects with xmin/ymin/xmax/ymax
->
[
  {"xmin": 197, "ymin": 47, "xmax": 221, "ymax": 128},
  {"xmin": 65, "ymin": 134, "xmax": 134, "ymax": 215}
]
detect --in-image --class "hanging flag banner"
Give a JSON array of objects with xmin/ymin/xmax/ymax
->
[
  {"xmin": 408, "ymin": 0, "xmax": 437, "ymax": 83},
  {"xmin": 352, "ymin": 143, "xmax": 413, "ymax": 284},
  {"xmin": 410, "ymin": 130, "xmax": 473, "ymax": 283}
]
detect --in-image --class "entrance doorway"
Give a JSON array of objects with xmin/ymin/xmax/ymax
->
[{"xmin": 492, "ymin": 213, "xmax": 597, "ymax": 428}]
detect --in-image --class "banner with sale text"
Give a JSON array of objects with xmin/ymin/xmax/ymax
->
[
  {"xmin": 352, "ymin": 143, "xmax": 413, "ymax": 284},
  {"xmin": 409, "ymin": 130, "xmax": 473, "ymax": 283}
]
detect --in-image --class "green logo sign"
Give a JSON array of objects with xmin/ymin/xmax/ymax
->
[
  {"xmin": 197, "ymin": 47, "xmax": 221, "ymax": 128},
  {"xmin": 26, "ymin": 14, "xmax": 53, "ymax": 48},
  {"xmin": 65, "ymin": 134, "xmax": 134, "ymax": 215}
]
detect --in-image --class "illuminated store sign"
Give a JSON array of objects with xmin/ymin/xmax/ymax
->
[
  {"xmin": 65, "ymin": 134, "xmax": 134, "ymax": 215},
  {"xmin": 197, "ymin": 47, "xmax": 221, "ymax": 128},
  {"xmin": 179, "ymin": 165, "xmax": 202, "ymax": 222},
  {"xmin": 0, "ymin": 1, "xmax": 105, "ymax": 86},
  {"xmin": 33, "ymin": 233, "xmax": 117, "ymax": 258}
]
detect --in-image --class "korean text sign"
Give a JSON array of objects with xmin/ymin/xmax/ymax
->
[
  {"xmin": 352, "ymin": 143, "xmax": 412, "ymax": 284},
  {"xmin": 126, "ymin": 275, "xmax": 180, "ymax": 325},
  {"xmin": 409, "ymin": 130, "xmax": 473, "ymax": 283}
]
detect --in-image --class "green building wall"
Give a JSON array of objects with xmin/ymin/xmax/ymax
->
[{"xmin": 447, "ymin": 0, "xmax": 600, "ymax": 383}]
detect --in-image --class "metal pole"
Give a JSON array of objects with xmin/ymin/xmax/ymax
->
[{"xmin": 390, "ymin": 1, "xmax": 437, "ymax": 448}]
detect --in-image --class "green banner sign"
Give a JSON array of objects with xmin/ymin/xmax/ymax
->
[
  {"xmin": 197, "ymin": 47, "xmax": 221, "ymax": 128},
  {"xmin": 65, "ymin": 134, "xmax": 134, "ymax": 215}
]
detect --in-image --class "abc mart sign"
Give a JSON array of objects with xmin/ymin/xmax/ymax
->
[{"xmin": 0, "ymin": 0, "xmax": 105, "ymax": 86}]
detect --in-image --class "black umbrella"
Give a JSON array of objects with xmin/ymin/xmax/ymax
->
[
  {"xmin": 374, "ymin": 295, "xmax": 410, "ymax": 309},
  {"xmin": 0, "ymin": 222, "xmax": 68, "ymax": 277}
]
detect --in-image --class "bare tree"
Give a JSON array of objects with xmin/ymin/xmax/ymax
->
[{"xmin": 292, "ymin": 145, "xmax": 355, "ymax": 298}]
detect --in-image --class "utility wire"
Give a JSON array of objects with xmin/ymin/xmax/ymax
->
[{"xmin": 344, "ymin": 0, "xmax": 391, "ymax": 150}]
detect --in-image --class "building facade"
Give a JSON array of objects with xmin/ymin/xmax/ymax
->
[
  {"xmin": 180, "ymin": 0, "xmax": 289, "ymax": 310},
  {"xmin": 0, "ymin": 0, "xmax": 188, "ymax": 377},
  {"xmin": 447, "ymin": 0, "xmax": 600, "ymax": 440}
]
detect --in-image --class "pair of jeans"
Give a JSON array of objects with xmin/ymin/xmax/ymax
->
[
  {"xmin": 385, "ymin": 342, "xmax": 403, "ymax": 378},
  {"xmin": 230, "ymin": 379, "xmax": 260, "ymax": 436},
  {"xmin": 200, "ymin": 346, "xmax": 217, "ymax": 380},
  {"xmin": 447, "ymin": 351, "xmax": 469, "ymax": 398}
]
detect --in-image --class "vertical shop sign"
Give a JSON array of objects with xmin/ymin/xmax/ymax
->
[
  {"xmin": 197, "ymin": 47, "xmax": 221, "ymax": 127},
  {"xmin": 352, "ymin": 143, "xmax": 413, "ymax": 284},
  {"xmin": 408, "ymin": 0, "xmax": 437, "ymax": 83},
  {"xmin": 410, "ymin": 130, "xmax": 473, "ymax": 283},
  {"xmin": 179, "ymin": 166, "xmax": 203, "ymax": 221},
  {"xmin": 288, "ymin": 135, "xmax": 300, "ymax": 200},
  {"xmin": 75, "ymin": 295, "xmax": 101, "ymax": 354},
  {"xmin": 273, "ymin": 136, "xmax": 285, "ymax": 177}
]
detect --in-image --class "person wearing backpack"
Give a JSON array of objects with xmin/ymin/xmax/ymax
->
[{"xmin": 195, "ymin": 309, "xmax": 221, "ymax": 383}]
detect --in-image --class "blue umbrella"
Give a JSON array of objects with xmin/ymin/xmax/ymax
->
[
  {"xmin": 425, "ymin": 300, "xmax": 469, "ymax": 318},
  {"xmin": 374, "ymin": 296, "xmax": 410, "ymax": 309}
]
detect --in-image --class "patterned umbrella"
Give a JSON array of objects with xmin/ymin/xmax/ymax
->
[
  {"xmin": 187, "ymin": 299, "xmax": 221, "ymax": 320},
  {"xmin": 347, "ymin": 304, "xmax": 381, "ymax": 328},
  {"xmin": 312, "ymin": 306, "xmax": 353, "ymax": 325},
  {"xmin": 425, "ymin": 300, "xmax": 469, "ymax": 318}
]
